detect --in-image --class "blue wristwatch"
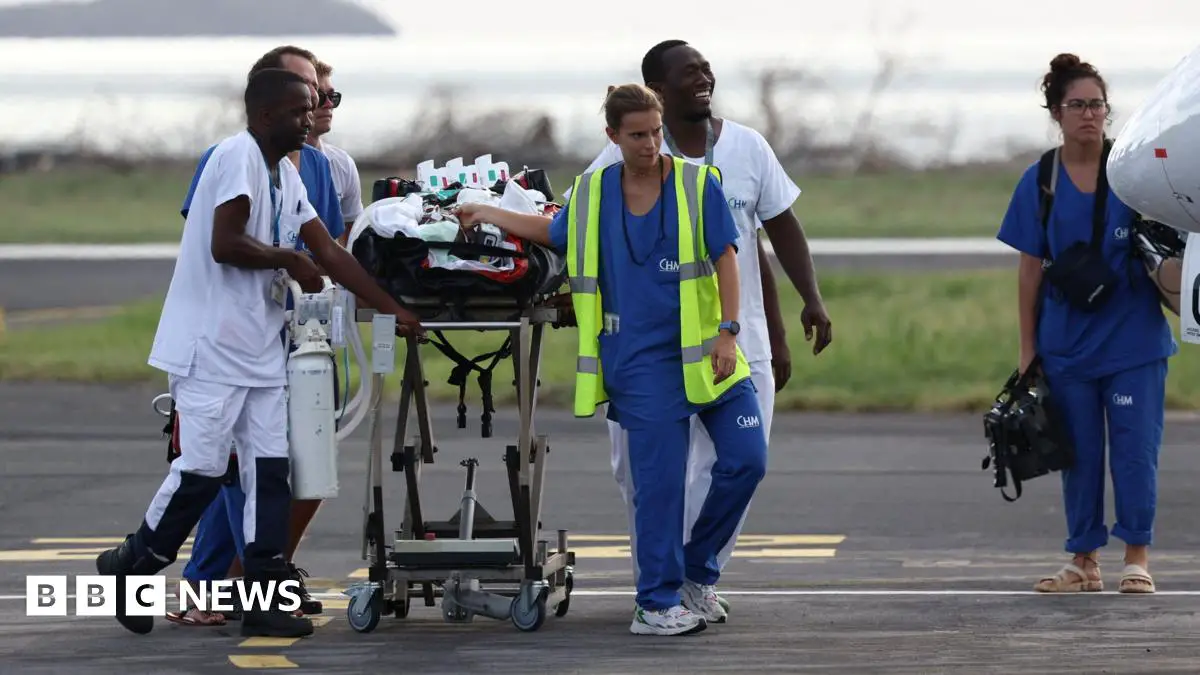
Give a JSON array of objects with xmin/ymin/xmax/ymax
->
[{"xmin": 719, "ymin": 320, "xmax": 740, "ymax": 335}]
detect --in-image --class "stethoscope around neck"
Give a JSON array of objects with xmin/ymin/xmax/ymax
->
[{"xmin": 618, "ymin": 155, "xmax": 668, "ymax": 267}]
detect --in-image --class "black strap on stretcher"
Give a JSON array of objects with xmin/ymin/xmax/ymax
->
[{"xmin": 425, "ymin": 330, "xmax": 513, "ymax": 438}]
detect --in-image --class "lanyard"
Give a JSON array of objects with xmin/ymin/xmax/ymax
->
[
  {"xmin": 662, "ymin": 118, "xmax": 715, "ymax": 165},
  {"xmin": 267, "ymin": 160, "xmax": 283, "ymax": 249}
]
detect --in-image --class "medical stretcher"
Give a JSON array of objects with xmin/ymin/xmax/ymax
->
[{"xmin": 343, "ymin": 294, "xmax": 576, "ymax": 633}]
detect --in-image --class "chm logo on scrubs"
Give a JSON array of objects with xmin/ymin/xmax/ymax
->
[
  {"xmin": 736, "ymin": 415, "xmax": 760, "ymax": 429},
  {"xmin": 659, "ymin": 258, "xmax": 679, "ymax": 272}
]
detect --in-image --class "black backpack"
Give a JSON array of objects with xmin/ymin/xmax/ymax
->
[{"xmin": 1037, "ymin": 138, "xmax": 1186, "ymax": 315}]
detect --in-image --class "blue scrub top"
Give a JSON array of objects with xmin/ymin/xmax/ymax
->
[
  {"xmin": 181, "ymin": 142, "xmax": 345, "ymax": 247},
  {"xmin": 548, "ymin": 161, "xmax": 749, "ymax": 427},
  {"xmin": 996, "ymin": 159, "xmax": 1176, "ymax": 382}
]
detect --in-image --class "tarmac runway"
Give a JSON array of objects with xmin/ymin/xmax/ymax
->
[{"xmin": 2, "ymin": 381, "xmax": 1200, "ymax": 673}]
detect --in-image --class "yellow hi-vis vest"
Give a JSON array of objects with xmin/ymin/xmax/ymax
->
[{"xmin": 566, "ymin": 155, "xmax": 752, "ymax": 418}]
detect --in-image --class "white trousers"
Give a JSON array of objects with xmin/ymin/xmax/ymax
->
[
  {"xmin": 609, "ymin": 361, "xmax": 776, "ymax": 584},
  {"xmin": 144, "ymin": 374, "xmax": 290, "ymax": 548}
]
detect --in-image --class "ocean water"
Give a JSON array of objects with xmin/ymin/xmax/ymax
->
[
  {"xmin": 0, "ymin": 65, "xmax": 1172, "ymax": 168},
  {"xmin": 1, "ymin": 0, "xmax": 1197, "ymax": 168}
]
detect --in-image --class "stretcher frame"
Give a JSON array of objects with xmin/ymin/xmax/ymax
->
[{"xmin": 343, "ymin": 294, "xmax": 576, "ymax": 633}]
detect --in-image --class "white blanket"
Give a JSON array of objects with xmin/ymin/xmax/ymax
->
[{"xmin": 345, "ymin": 180, "xmax": 546, "ymax": 274}]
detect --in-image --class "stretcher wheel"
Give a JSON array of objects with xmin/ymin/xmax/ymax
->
[
  {"xmin": 347, "ymin": 586, "xmax": 383, "ymax": 633},
  {"xmin": 554, "ymin": 573, "xmax": 573, "ymax": 618},
  {"xmin": 394, "ymin": 588, "xmax": 411, "ymax": 618},
  {"xmin": 510, "ymin": 587, "xmax": 548, "ymax": 632}
]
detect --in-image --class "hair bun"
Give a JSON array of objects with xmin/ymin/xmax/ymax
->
[
  {"xmin": 607, "ymin": 85, "xmax": 616, "ymax": 95},
  {"xmin": 1050, "ymin": 53, "xmax": 1082, "ymax": 72}
]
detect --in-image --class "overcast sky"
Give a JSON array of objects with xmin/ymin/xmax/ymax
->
[{"xmin": 0, "ymin": 0, "xmax": 1194, "ymax": 79}]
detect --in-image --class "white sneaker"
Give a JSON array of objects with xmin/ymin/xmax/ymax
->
[
  {"xmin": 680, "ymin": 581, "xmax": 728, "ymax": 624},
  {"xmin": 629, "ymin": 604, "xmax": 708, "ymax": 636}
]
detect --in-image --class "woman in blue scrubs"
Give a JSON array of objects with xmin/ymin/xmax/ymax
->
[
  {"xmin": 996, "ymin": 54, "xmax": 1176, "ymax": 594},
  {"xmin": 456, "ymin": 83, "xmax": 768, "ymax": 636}
]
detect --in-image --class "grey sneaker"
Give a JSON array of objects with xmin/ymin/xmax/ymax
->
[
  {"xmin": 629, "ymin": 604, "xmax": 707, "ymax": 636},
  {"xmin": 680, "ymin": 580, "xmax": 728, "ymax": 624}
]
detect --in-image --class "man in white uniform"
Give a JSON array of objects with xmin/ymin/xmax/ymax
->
[
  {"xmin": 96, "ymin": 67, "xmax": 424, "ymax": 639},
  {"xmin": 307, "ymin": 59, "xmax": 363, "ymax": 244},
  {"xmin": 575, "ymin": 39, "xmax": 833, "ymax": 621}
]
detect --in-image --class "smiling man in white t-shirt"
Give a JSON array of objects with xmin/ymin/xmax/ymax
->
[
  {"xmin": 574, "ymin": 39, "xmax": 833, "ymax": 622},
  {"xmin": 95, "ymin": 67, "xmax": 423, "ymax": 639}
]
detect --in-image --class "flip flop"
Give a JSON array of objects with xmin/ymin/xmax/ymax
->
[
  {"xmin": 165, "ymin": 607, "xmax": 227, "ymax": 626},
  {"xmin": 1119, "ymin": 564, "xmax": 1156, "ymax": 593}
]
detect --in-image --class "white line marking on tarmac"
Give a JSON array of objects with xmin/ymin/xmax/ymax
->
[{"xmin": 0, "ymin": 239, "xmax": 1014, "ymax": 261}]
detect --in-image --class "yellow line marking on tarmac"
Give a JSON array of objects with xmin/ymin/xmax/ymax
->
[
  {"xmin": 322, "ymin": 598, "xmax": 349, "ymax": 610},
  {"xmin": 239, "ymin": 637, "xmax": 301, "ymax": 648},
  {"xmin": 0, "ymin": 547, "xmax": 191, "ymax": 562},
  {"xmin": 569, "ymin": 534, "xmax": 636, "ymax": 542},
  {"xmin": 228, "ymin": 655, "xmax": 297, "ymax": 669},
  {"xmin": 347, "ymin": 533, "xmax": 844, "ymax": 577},
  {"xmin": 230, "ymin": 604, "xmax": 336, "ymax": 669}
]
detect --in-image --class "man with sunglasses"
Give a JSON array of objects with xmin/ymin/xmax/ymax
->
[
  {"xmin": 165, "ymin": 45, "xmax": 343, "ymax": 628},
  {"xmin": 262, "ymin": 57, "xmax": 366, "ymax": 591},
  {"xmin": 307, "ymin": 60, "xmax": 363, "ymax": 245}
]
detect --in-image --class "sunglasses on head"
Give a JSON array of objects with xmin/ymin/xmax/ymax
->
[{"xmin": 317, "ymin": 90, "xmax": 342, "ymax": 108}]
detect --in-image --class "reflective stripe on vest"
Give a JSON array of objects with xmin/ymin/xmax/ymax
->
[
  {"xmin": 674, "ymin": 159, "xmax": 750, "ymax": 406},
  {"xmin": 566, "ymin": 157, "xmax": 749, "ymax": 418},
  {"xmin": 567, "ymin": 169, "xmax": 607, "ymax": 416}
]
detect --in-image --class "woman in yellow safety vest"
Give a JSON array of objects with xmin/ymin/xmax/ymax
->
[{"xmin": 454, "ymin": 83, "xmax": 767, "ymax": 638}]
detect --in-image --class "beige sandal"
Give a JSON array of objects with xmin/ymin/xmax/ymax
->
[
  {"xmin": 1118, "ymin": 564, "xmax": 1155, "ymax": 593},
  {"xmin": 1034, "ymin": 562, "xmax": 1103, "ymax": 592}
]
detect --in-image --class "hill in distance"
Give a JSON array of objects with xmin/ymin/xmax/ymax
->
[{"xmin": 0, "ymin": 0, "xmax": 397, "ymax": 38}]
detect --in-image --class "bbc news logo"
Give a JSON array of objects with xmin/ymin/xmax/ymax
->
[{"xmin": 26, "ymin": 575, "xmax": 303, "ymax": 616}]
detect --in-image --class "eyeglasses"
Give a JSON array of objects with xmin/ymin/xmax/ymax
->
[
  {"xmin": 317, "ymin": 90, "xmax": 342, "ymax": 109},
  {"xmin": 1061, "ymin": 99, "xmax": 1109, "ymax": 115}
]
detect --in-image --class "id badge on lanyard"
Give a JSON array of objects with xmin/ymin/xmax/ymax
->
[{"xmin": 268, "ymin": 166, "xmax": 289, "ymax": 307}]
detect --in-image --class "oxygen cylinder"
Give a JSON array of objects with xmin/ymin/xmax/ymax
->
[{"xmin": 286, "ymin": 324, "xmax": 339, "ymax": 500}]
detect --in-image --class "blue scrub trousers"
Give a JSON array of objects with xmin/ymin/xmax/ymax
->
[
  {"xmin": 623, "ymin": 381, "xmax": 768, "ymax": 611},
  {"xmin": 183, "ymin": 482, "xmax": 247, "ymax": 582},
  {"xmin": 1050, "ymin": 358, "xmax": 1167, "ymax": 553}
]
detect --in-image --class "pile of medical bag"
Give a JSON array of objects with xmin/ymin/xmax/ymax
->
[{"xmin": 349, "ymin": 155, "xmax": 567, "ymax": 307}]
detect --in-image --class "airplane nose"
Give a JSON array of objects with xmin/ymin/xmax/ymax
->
[{"xmin": 1109, "ymin": 45, "xmax": 1200, "ymax": 232}]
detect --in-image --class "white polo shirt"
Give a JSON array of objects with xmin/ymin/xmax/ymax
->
[
  {"xmin": 573, "ymin": 119, "xmax": 801, "ymax": 365},
  {"xmin": 148, "ymin": 130, "xmax": 318, "ymax": 388},
  {"xmin": 319, "ymin": 141, "xmax": 363, "ymax": 227}
]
